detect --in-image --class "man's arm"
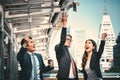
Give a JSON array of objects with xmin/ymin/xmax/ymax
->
[
  {"xmin": 55, "ymin": 12, "xmax": 68, "ymax": 47},
  {"xmin": 17, "ymin": 47, "xmax": 27, "ymax": 67},
  {"xmin": 37, "ymin": 54, "xmax": 54, "ymax": 73},
  {"xmin": 55, "ymin": 12, "xmax": 68, "ymax": 56}
]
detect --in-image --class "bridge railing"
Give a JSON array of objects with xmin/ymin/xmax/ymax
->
[{"xmin": 43, "ymin": 72, "xmax": 120, "ymax": 80}]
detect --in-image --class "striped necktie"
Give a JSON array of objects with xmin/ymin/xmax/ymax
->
[{"xmin": 32, "ymin": 54, "xmax": 38, "ymax": 80}]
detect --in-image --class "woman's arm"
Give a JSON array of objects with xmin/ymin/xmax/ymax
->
[{"xmin": 97, "ymin": 33, "xmax": 107, "ymax": 59}]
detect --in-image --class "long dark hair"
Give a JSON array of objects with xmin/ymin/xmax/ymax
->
[{"xmin": 81, "ymin": 39, "xmax": 97, "ymax": 68}]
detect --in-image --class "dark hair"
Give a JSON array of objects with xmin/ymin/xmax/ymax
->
[
  {"xmin": 81, "ymin": 39, "xmax": 97, "ymax": 68},
  {"xmin": 21, "ymin": 36, "xmax": 32, "ymax": 46},
  {"xmin": 67, "ymin": 34, "xmax": 72, "ymax": 39}
]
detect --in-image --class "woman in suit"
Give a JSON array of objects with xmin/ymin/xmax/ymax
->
[{"xmin": 81, "ymin": 33, "xmax": 107, "ymax": 80}]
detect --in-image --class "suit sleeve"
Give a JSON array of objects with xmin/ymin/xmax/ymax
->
[
  {"xmin": 55, "ymin": 27, "xmax": 66, "ymax": 56},
  {"xmin": 39, "ymin": 54, "xmax": 54, "ymax": 73},
  {"xmin": 97, "ymin": 40, "xmax": 105, "ymax": 59},
  {"xmin": 59, "ymin": 27, "xmax": 67, "ymax": 46},
  {"xmin": 17, "ymin": 47, "xmax": 27, "ymax": 65}
]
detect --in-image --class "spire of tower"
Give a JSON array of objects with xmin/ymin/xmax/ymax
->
[
  {"xmin": 98, "ymin": 0, "xmax": 116, "ymax": 71},
  {"xmin": 103, "ymin": 0, "xmax": 108, "ymax": 15}
]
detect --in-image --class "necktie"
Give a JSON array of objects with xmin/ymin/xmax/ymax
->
[
  {"xmin": 67, "ymin": 48, "xmax": 76, "ymax": 76},
  {"xmin": 71, "ymin": 57, "xmax": 76, "ymax": 76},
  {"xmin": 32, "ymin": 54, "xmax": 38, "ymax": 80}
]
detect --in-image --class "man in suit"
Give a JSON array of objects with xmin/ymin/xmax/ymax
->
[
  {"xmin": 17, "ymin": 36, "xmax": 54, "ymax": 80},
  {"xmin": 55, "ymin": 12, "xmax": 78, "ymax": 80}
]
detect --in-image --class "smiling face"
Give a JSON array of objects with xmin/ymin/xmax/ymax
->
[
  {"xmin": 27, "ymin": 39, "xmax": 36, "ymax": 53},
  {"xmin": 84, "ymin": 40, "xmax": 95, "ymax": 53}
]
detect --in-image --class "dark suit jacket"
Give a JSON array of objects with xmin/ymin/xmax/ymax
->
[
  {"xmin": 82, "ymin": 40, "xmax": 105, "ymax": 80},
  {"xmin": 17, "ymin": 47, "xmax": 54, "ymax": 80},
  {"xmin": 55, "ymin": 28, "xmax": 78, "ymax": 80}
]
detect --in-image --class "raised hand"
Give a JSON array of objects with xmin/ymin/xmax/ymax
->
[
  {"xmin": 101, "ymin": 33, "xmax": 107, "ymax": 40},
  {"xmin": 23, "ymin": 36, "xmax": 31, "ymax": 47},
  {"xmin": 61, "ymin": 12, "xmax": 68, "ymax": 27}
]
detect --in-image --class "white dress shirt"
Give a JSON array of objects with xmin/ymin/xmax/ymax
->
[{"xmin": 27, "ymin": 52, "xmax": 41, "ymax": 80}]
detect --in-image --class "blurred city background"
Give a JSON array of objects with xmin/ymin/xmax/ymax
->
[{"xmin": 0, "ymin": 0, "xmax": 120, "ymax": 80}]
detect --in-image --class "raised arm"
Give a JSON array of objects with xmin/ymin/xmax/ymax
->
[
  {"xmin": 101, "ymin": 33, "xmax": 107, "ymax": 41},
  {"xmin": 59, "ymin": 12, "xmax": 68, "ymax": 46},
  {"xmin": 37, "ymin": 54, "xmax": 54, "ymax": 73},
  {"xmin": 97, "ymin": 33, "xmax": 107, "ymax": 59}
]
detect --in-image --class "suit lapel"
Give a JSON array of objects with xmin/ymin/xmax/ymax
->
[{"xmin": 34, "ymin": 53, "xmax": 42, "ymax": 69}]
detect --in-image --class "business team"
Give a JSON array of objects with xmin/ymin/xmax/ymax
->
[{"xmin": 17, "ymin": 12, "xmax": 107, "ymax": 80}]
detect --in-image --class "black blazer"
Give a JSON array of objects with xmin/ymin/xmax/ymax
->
[
  {"xmin": 55, "ymin": 28, "xmax": 78, "ymax": 80},
  {"xmin": 17, "ymin": 47, "xmax": 54, "ymax": 80},
  {"xmin": 82, "ymin": 40, "xmax": 105, "ymax": 80}
]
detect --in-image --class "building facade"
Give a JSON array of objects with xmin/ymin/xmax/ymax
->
[
  {"xmin": 69, "ymin": 27, "xmax": 86, "ymax": 69},
  {"xmin": 98, "ymin": 3, "xmax": 116, "ymax": 71}
]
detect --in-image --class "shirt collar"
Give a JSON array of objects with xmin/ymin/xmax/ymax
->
[{"xmin": 27, "ymin": 51, "xmax": 33, "ymax": 55}]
